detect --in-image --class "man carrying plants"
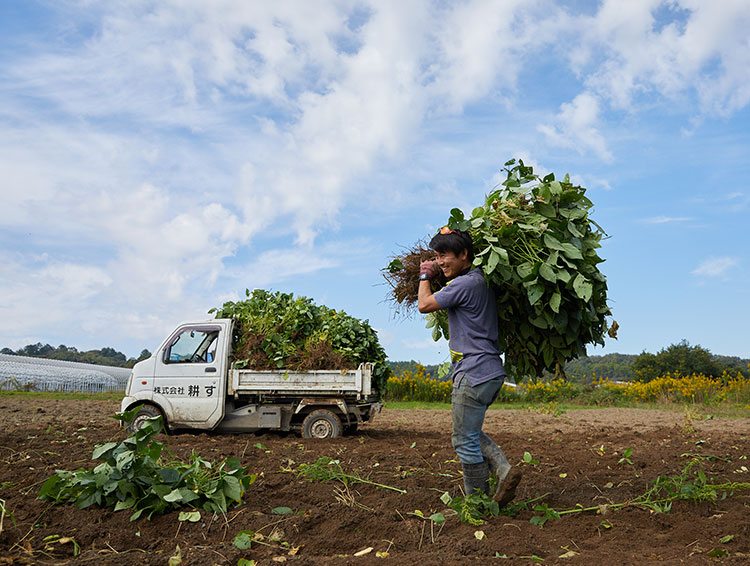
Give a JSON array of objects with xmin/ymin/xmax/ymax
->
[{"xmin": 418, "ymin": 227, "xmax": 521, "ymax": 506}]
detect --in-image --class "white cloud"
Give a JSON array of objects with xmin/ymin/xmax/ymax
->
[
  {"xmin": 640, "ymin": 216, "xmax": 693, "ymax": 224},
  {"xmin": 723, "ymin": 191, "xmax": 750, "ymax": 211},
  {"xmin": 0, "ymin": 254, "xmax": 110, "ymax": 333},
  {"xmin": 219, "ymin": 236, "xmax": 379, "ymax": 292},
  {"xmin": 692, "ymin": 257, "xmax": 739, "ymax": 277},
  {"xmin": 429, "ymin": 0, "xmax": 537, "ymax": 111},
  {"xmin": 250, "ymin": 248, "xmax": 339, "ymax": 286},
  {"xmin": 535, "ymin": 1, "xmax": 750, "ymax": 161},
  {"xmin": 538, "ymin": 93, "xmax": 614, "ymax": 162},
  {"xmin": 573, "ymin": 0, "xmax": 750, "ymax": 115},
  {"xmin": 588, "ymin": 177, "xmax": 613, "ymax": 192}
]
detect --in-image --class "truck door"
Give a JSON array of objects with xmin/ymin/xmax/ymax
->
[{"xmin": 153, "ymin": 323, "xmax": 228, "ymax": 428}]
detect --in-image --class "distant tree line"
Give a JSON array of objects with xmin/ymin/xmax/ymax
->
[
  {"xmin": 558, "ymin": 341, "xmax": 748, "ymax": 382},
  {"xmin": 1, "ymin": 343, "xmax": 151, "ymax": 368},
  {"xmin": 628, "ymin": 340, "xmax": 748, "ymax": 382},
  {"xmin": 387, "ymin": 360, "xmax": 442, "ymax": 380},
  {"xmin": 391, "ymin": 340, "xmax": 749, "ymax": 383},
  {"xmin": 563, "ymin": 353, "xmax": 637, "ymax": 381}
]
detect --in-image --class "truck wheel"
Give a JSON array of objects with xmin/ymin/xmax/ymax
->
[
  {"xmin": 302, "ymin": 409, "xmax": 341, "ymax": 439},
  {"xmin": 128, "ymin": 405, "xmax": 163, "ymax": 433}
]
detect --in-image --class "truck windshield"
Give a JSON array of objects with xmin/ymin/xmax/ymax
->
[{"xmin": 167, "ymin": 328, "xmax": 219, "ymax": 363}]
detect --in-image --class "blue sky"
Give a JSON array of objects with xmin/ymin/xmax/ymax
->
[{"xmin": 1, "ymin": 0, "xmax": 749, "ymax": 366}]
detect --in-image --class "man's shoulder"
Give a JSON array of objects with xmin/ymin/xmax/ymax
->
[
  {"xmin": 442, "ymin": 269, "xmax": 483, "ymax": 295},
  {"xmin": 441, "ymin": 269, "xmax": 483, "ymax": 296},
  {"xmin": 457, "ymin": 268, "xmax": 485, "ymax": 286}
]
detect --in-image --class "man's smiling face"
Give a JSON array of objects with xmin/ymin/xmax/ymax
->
[{"xmin": 436, "ymin": 248, "xmax": 471, "ymax": 279}]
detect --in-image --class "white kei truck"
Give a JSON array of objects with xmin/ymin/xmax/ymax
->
[{"xmin": 120, "ymin": 319, "xmax": 382, "ymax": 438}]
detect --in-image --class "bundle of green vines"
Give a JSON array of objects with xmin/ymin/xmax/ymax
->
[
  {"xmin": 384, "ymin": 159, "xmax": 617, "ymax": 380},
  {"xmin": 210, "ymin": 289, "xmax": 390, "ymax": 395}
]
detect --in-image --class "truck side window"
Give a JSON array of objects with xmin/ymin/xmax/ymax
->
[{"xmin": 167, "ymin": 329, "xmax": 219, "ymax": 364}]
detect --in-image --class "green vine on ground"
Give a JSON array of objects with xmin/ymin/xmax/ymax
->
[
  {"xmin": 442, "ymin": 457, "xmax": 750, "ymax": 527},
  {"xmin": 529, "ymin": 458, "xmax": 750, "ymax": 527},
  {"xmin": 297, "ymin": 456, "xmax": 406, "ymax": 494}
]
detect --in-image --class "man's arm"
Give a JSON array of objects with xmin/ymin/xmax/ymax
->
[
  {"xmin": 417, "ymin": 260, "xmax": 442, "ymax": 313},
  {"xmin": 418, "ymin": 279, "xmax": 441, "ymax": 313}
]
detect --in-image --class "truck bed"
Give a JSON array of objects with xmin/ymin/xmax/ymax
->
[{"xmin": 228, "ymin": 363, "xmax": 373, "ymax": 398}]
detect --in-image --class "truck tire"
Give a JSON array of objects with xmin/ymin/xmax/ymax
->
[
  {"xmin": 302, "ymin": 409, "xmax": 341, "ymax": 439},
  {"xmin": 128, "ymin": 404, "xmax": 164, "ymax": 433}
]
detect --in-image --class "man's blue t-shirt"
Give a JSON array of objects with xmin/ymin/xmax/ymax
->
[{"xmin": 434, "ymin": 268, "xmax": 506, "ymax": 386}]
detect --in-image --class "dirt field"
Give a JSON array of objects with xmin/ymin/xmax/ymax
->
[{"xmin": 1, "ymin": 398, "xmax": 749, "ymax": 565}]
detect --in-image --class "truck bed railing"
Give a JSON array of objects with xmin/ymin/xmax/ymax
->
[{"xmin": 228, "ymin": 363, "xmax": 373, "ymax": 399}]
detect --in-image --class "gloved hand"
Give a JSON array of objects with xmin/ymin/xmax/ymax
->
[{"xmin": 420, "ymin": 260, "xmax": 438, "ymax": 280}]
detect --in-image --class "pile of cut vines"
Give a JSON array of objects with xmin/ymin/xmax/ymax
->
[
  {"xmin": 384, "ymin": 159, "xmax": 617, "ymax": 380},
  {"xmin": 38, "ymin": 410, "xmax": 256, "ymax": 521}
]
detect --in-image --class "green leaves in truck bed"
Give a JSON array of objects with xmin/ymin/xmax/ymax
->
[{"xmin": 210, "ymin": 289, "xmax": 390, "ymax": 395}]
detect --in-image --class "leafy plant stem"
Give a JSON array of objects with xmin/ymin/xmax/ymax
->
[{"xmin": 298, "ymin": 456, "xmax": 406, "ymax": 493}]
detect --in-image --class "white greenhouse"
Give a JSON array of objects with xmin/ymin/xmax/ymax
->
[{"xmin": 0, "ymin": 354, "xmax": 131, "ymax": 393}]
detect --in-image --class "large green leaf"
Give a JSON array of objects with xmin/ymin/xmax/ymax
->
[
  {"xmin": 114, "ymin": 498, "xmax": 136, "ymax": 511},
  {"xmin": 543, "ymin": 233, "xmax": 564, "ymax": 250},
  {"xmin": 92, "ymin": 442, "xmax": 118, "ymax": 460},
  {"xmin": 493, "ymin": 246, "xmax": 509, "ymax": 265},
  {"xmin": 208, "ymin": 489, "xmax": 228, "ymax": 513},
  {"xmin": 534, "ymin": 201, "xmax": 556, "ymax": 218},
  {"xmin": 222, "ymin": 475, "xmax": 242, "ymax": 502},
  {"xmin": 567, "ymin": 221, "xmax": 583, "ymax": 238},
  {"xmin": 157, "ymin": 468, "xmax": 180, "ymax": 484},
  {"xmin": 516, "ymin": 262, "xmax": 535, "ymax": 280},
  {"xmin": 115, "ymin": 450, "xmax": 135, "ymax": 471},
  {"xmin": 538, "ymin": 263, "xmax": 556, "ymax": 283},
  {"xmin": 555, "ymin": 269, "xmax": 572, "ymax": 284},
  {"xmin": 164, "ymin": 488, "xmax": 199, "ymax": 504},
  {"xmin": 487, "ymin": 250, "xmax": 501, "ymax": 273},
  {"xmin": 550, "ymin": 292, "xmax": 561, "ymax": 313},
  {"xmin": 573, "ymin": 274, "xmax": 593, "ymax": 301},
  {"xmin": 561, "ymin": 242, "xmax": 583, "ymax": 260},
  {"xmin": 527, "ymin": 284, "xmax": 544, "ymax": 306}
]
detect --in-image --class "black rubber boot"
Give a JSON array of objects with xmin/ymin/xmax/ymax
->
[
  {"xmin": 480, "ymin": 435, "xmax": 511, "ymax": 498},
  {"xmin": 495, "ymin": 468, "xmax": 522, "ymax": 507},
  {"xmin": 462, "ymin": 461, "xmax": 490, "ymax": 496}
]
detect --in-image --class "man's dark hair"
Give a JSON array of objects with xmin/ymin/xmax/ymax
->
[{"xmin": 428, "ymin": 229, "xmax": 474, "ymax": 261}]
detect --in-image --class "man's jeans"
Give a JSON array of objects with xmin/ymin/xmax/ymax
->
[{"xmin": 451, "ymin": 372, "xmax": 504, "ymax": 464}]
